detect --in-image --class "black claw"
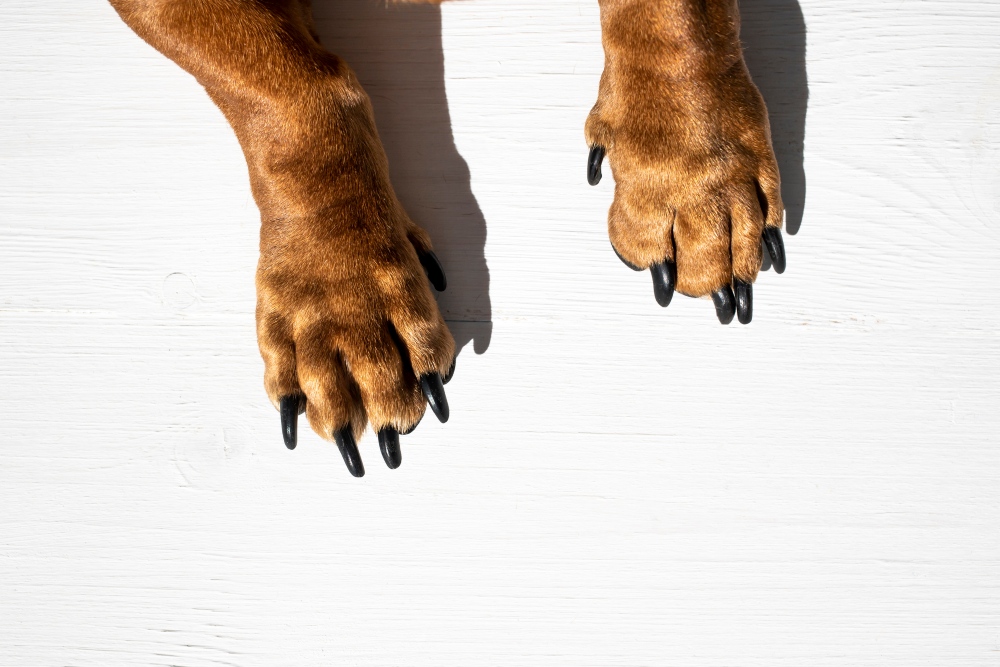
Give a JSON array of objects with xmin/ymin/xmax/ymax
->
[
  {"xmin": 279, "ymin": 395, "xmax": 302, "ymax": 450},
  {"xmin": 712, "ymin": 287, "xmax": 736, "ymax": 325},
  {"xmin": 400, "ymin": 414, "xmax": 422, "ymax": 436},
  {"xmin": 650, "ymin": 261, "xmax": 676, "ymax": 307},
  {"xmin": 444, "ymin": 357, "xmax": 456, "ymax": 384},
  {"xmin": 378, "ymin": 427, "xmax": 401, "ymax": 469},
  {"xmin": 735, "ymin": 279, "xmax": 753, "ymax": 325},
  {"xmin": 333, "ymin": 427, "xmax": 365, "ymax": 478},
  {"xmin": 763, "ymin": 227, "xmax": 786, "ymax": 274},
  {"xmin": 420, "ymin": 372, "xmax": 450, "ymax": 423},
  {"xmin": 418, "ymin": 249, "xmax": 447, "ymax": 291},
  {"xmin": 612, "ymin": 244, "xmax": 643, "ymax": 272},
  {"xmin": 587, "ymin": 145, "xmax": 605, "ymax": 186}
]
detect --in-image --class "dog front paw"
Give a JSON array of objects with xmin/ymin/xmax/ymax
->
[
  {"xmin": 586, "ymin": 34, "xmax": 786, "ymax": 324},
  {"xmin": 256, "ymin": 208, "xmax": 455, "ymax": 476}
]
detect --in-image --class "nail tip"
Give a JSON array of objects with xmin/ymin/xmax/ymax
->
[
  {"xmin": 378, "ymin": 429, "xmax": 402, "ymax": 469},
  {"xmin": 712, "ymin": 288, "xmax": 736, "ymax": 325},
  {"xmin": 279, "ymin": 395, "xmax": 300, "ymax": 451},
  {"xmin": 650, "ymin": 261, "xmax": 676, "ymax": 307},
  {"xmin": 429, "ymin": 400, "xmax": 450, "ymax": 423},
  {"xmin": 763, "ymin": 228, "xmax": 786, "ymax": 275},
  {"xmin": 334, "ymin": 428, "xmax": 365, "ymax": 478},
  {"xmin": 735, "ymin": 280, "xmax": 753, "ymax": 324},
  {"xmin": 587, "ymin": 145, "xmax": 605, "ymax": 186},
  {"xmin": 383, "ymin": 449, "xmax": 402, "ymax": 469},
  {"xmin": 341, "ymin": 455, "xmax": 365, "ymax": 478},
  {"xmin": 282, "ymin": 424, "xmax": 296, "ymax": 450},
  {"xmin": 654, "ymin": 287, "xmax": 674, "ymax": 308},
  {"xmin": 420, "ymin": 373, "xmax": 450, "ymax": 423}
]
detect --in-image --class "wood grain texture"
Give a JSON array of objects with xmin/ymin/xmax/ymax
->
[{"xmin": 2, "ymin": 0, "xmax": 999, "ymax": 664}]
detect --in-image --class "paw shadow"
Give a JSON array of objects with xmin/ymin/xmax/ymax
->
[
  {"xmin": 312, "ymin": 0, "xmax": 492, "ymax": 354},
  {"xmin": 741, "ymin": 0, "xmax": 809, "ymax": 236}
]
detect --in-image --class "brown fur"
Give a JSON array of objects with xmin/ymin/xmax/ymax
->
[
  {"xmin": 587, "ymin": 0, "xmax": 782, "ymax": 295},
  {"xmin": 108, "ymin": 0, "xmax": 781, "ymax": 440}
]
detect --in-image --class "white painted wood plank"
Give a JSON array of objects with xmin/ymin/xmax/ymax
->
[{"xmin": 1, "ymin": 0, "xmax": 999, "ymax": 664}]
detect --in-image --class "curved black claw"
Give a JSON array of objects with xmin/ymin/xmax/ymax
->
[
  {"xmin": 650, "ymin": 261, "xmax": 676, "ymax": 307},
  {"xmin": 712, "ymin": 287, "xmax": 736, "ymax": 325},
  {"xmin": 417, "ymin": 249, "xmax": 447, "ymax": 291},
  {"xmin": 401, "ymin": 414, "xmax": 422, "ymax": 436},
  {"xmin": 420, "ymin": 372, "xmax": 450, "ymax": 423},
  {"xmin": 444, "ymin": 357, "xmax": 456, "ymax": 384},
  {"xmin": 763, "ymin": 227, "xmax": 786, "ymax": 274},
  {"xmin": 734, "ymin": 279, "xmax": 753, "ymax": 325},
  {"xmin": 279, "ymin": 395, "xmax": 302, "ymax": 450},
  {"xmin": 378, "ymin": 427, "xmax": 401, "ymax": 470},
  {"xmin": 333, "ymin": 427, "xmax": 365, "ymax": 478},
  {"xmin": 612, "ymin": 244, "xmax": 643, "ymax": 272},
  {"xmin": 587, "ymin": 145, "xmax": 605, "ymax": 186}
]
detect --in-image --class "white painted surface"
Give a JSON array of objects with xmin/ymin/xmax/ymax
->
[{"xmin": 2, "ymin": 0, "xmax": 999, "ymax": 664}]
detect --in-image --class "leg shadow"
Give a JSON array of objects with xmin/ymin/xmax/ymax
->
[
  {"xmin": 312, "ymin": 0, "xmax": 492, "ymax": 354},
  {"xmin": 740, "ymin": 0, "xmax": 808, "ymax": 235}
]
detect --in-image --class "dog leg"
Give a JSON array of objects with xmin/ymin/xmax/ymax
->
[
  {"xmin": 109, "ymin": 0, "xmax": 455, "ymax": 474},
  {"xmin": 587, "ymin": 0, "xmax": 787, "ymax": 324}
]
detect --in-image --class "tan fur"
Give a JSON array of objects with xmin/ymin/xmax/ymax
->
[
  {"xmin": 586, "ymin": 0, "xmax": 783, "ymax": 296},
  {"xmin": 108, "ymin": 0, "xmax": 781, "ymax": 439},
  {"xmin": 109, "ymin": 0, "xmax": 454, "ymax": 441}
]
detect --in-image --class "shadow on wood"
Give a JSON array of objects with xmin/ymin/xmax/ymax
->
[
  {"xmin": 312, "ymin": 0, "xmax": 493, "ymax": 356},
  {"xmin": 741, "ymin": 0, "xmax": 808, "ymax": 236}
]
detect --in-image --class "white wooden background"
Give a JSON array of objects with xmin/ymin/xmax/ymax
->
[{"xmin": 2, "ymin": 0, "xmax": 999, "ymax": 664}]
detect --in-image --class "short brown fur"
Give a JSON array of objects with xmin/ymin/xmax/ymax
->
[
  {"xmin": 587, "ymin": 0, "xmax": 782, "ymax": 295},
  {"xmin": 108, "ymin": 0, "xmax": 782, "ymax": 441}
]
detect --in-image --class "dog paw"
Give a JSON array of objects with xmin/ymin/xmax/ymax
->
[
  {"xmin": 586, "ymin": 51, "xmax": 786, "ymax": 325},
  {"xmin": 256, "ymin": 211, "xmax": 455, "ymax": 476}
]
